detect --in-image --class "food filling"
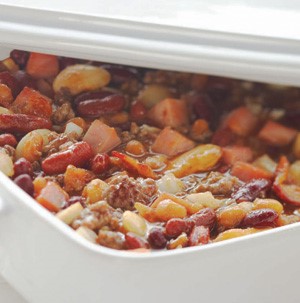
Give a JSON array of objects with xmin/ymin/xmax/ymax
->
[{"xmin": 0, "ymin": 50, "xmax": 300, "ymax": 251}]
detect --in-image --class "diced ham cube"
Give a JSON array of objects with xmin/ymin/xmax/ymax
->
[
  {"xmin": 147, "ymin": 98, "xmax": 188, "ymax": 128},
  {"xmin": 26, "ymin": 52, "xmax": 59, "ymax": 79},
  {"xmin": 83, "ymin": 120, "xmax": 121, "ymax": 153},
  {"xmin": 11, "ymin": 86, "xmax": 52, "ymax": 118},
  {"xmin": 225, "ymin": 106, "xmax": 258, "ymax": 136},
  {"xmin": 222, "ymin": 146, "xmax": 253, "ymax": 165},
  {"xmin": 258, "ymin": 120, "xmax": 297, "ymax": 146},
  {"xmin": 231, "ymin": 161, "xmax": 273, "ymax": 182},
  {"xmin": 151, "ymin": 127, "xmax": 195, "ymax": 157},
  {"xmin": 36, "ymin": 182, "xmax": 69, "ymax": 212}
]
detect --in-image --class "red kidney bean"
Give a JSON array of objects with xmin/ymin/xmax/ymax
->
[
  {"xmin": 14, "ymin": 174, "xmax": 34, "ymax": 196},
  {"xmin": 91, "ymin": 153, "xmax": 110, "ymax": 174},
  {"xmin": 14, "ymin": 70, "xmax": 37, "ymax": 90},
  {"xmin": 13, "ymin": 158, "xmax": 33, "ymax": 178},
  {"xmin": 240, "ymin": 209, "xmax": 278, "ymax": 228},
  {"xmin": 0, "ymin": 71, "xmax": 21, "ymax": 97},
  {"xmin": 188, "ymin": 208, "xmax": 216, "ymax": 230},
  {"xmin": 130, "ymin": 100, "xmax": 147, "ymax": 123},
  {"xmin": 165, "ymin": 218, "xmax": 192, "ymax": 238},
  {"xmin": 0, "ymin": 133, "xmax": 17, "ymax": 147},
  {"xmin": 188, "ymin": 226, "xmax": 210, "ymax": 246},
  {"xmin": 74, "ymin": 91, "xmax": 113, "ymax": 106},
  {"xmin": 125, "ymin": 232, "xmax": 149, "ymax": 249},
  {"xmin": 211, "ymin": 128, "xmax": 237, "ymax": 146},
  {"xmin": 77, "ymin": 94, "xmax": 125, "ymax": 118},
  {"xmin": 10, "ymin": 50, "xmax": 29, "ymax": 69},
  {"xmin": 42, "ymin": 141, "xmax": 94, "ymax": 175},
  {"xmin": 232, "ymin": 179, "xmax": 271, "ymax": 203},
  {"xmin": 0, "ymin": 114, "xmax": 52, "ymax": 134},
  {"xmin": 101, "ymin": 64, "xmax": 138, "ymax": 85},
  {"xmin": 147, "ymin": 227, "xmax": 167, "ymax": 249}
]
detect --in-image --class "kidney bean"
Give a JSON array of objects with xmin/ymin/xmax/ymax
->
[
  {"xmin": 74, "ymin": 90, "xmax": 113, "ymax": 106},
  {"xmin": 14, "ymin": 174, "xmax": 34, "ymax": 196},
  {"xmin": 147, "ymin": 227, "xmax": 167, "ymax": 249},
  {"xmin": 0, "ymin": 114, "xmax": 52, "ymax": 134},
  {"xmin": 211, "ymin": 128, "xmax": 237, "ymax": 146},
  {"xmin": 91, "ymin": 153, "xmax": 110, "ymax": 174},
  {"xmin": 10, "ymin": 50, "xmax": 29, "ymax": 69},
  {"xmin": 125, "ymin": 232, "xmax": 149, "ymax": 249},
  {"xmin": 165, "ymin": 218, "xmax": 192, "ymax": 238},
  {"xmin": 14, "ymin": 70, "xmax": 37, "ymax": 90},
  {"xmin": 42, "ymin": 141, "xmax": 94, "ymax": 175},
  {"xmin": 192, "ymin": 93, "xmax": 215, "ymax": 124},
  {"xmin": 240, "ymin": 209, "xmax": 278, "ymax": 228},
  {"xmin": 13, "ymin": 158, "xmax": 33, "ymax": 178},
  {"xmin": 130, "ymin": 100, "xmax": 147, "ymax": 123},
  {"xmin": 0, "ymin": 133, "xmax": 17, "ymax": 147},
  {"xmin": 188, "ymin": 208, "xmax": 216, "ymax": 230},
  {"xmin": 232, "ymin": 179, "xmax": 271, "ymax": 203},
  {"xmin": 101, "ymin": 64, "xmax": 138, "ymax": 85},
  {"xmin": 77, "ymin": 94, "xmax": 125, "ymax": 118},
  {"xmin": 188, "ymin": 226, "xmax": 210, "ymax": 246},
  {"xmin": 0, "ymin": 71, "xmax": 21, "ymax": 97}
]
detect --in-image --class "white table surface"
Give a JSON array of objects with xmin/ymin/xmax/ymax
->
[{"xmin": 0, "ymin": 275, "xmax": 27, "ymax": 303}]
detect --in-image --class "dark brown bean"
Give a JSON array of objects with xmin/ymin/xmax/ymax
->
[
  {"xmin": 192, "ymin": 93, "xmax": 216, "ymax": 125},
  {"xmin": 14, "ymin": 174, "xmax": 34, "ymax": 196},
  {"xmin": 188, "ymin": 208, "xmax": 216, "ymax": 230},
  {"xmin": 240, "ymin": 209, "xmax": 278, "ymax": 228},
  {"xmin": 211, "ymin": 128, "xmax": 237, "ymax": 147},
  {"xmin": 0, "ymin": 71, "xmax": 21, "ymax": 97},
  {"xmin": 148, "ymin": 227, "xmax": 167, "ymax": 249},
  {"xmin": 91, "ymin": 153, "xmax": 110, "ymax": 175},
  {"xmin": 0, "ymin": 134, "xmax": 17, "ymax": 147},
  {"xmin": 13, "ymin": 158, "xmax": 33, "ymax": 178},
  {"xmin": 77, "ymin": 94, "xmax": 125, "ymax": 118},
  {"xmin": 73, "ymin": 91, "xmax": 113, "ymax": 106},
  {"xmin": 232, "ymin": 179, "xmax": 271, "ymax": 203},
  {"xmin": 130, "ymin": 100, "xmax": 147, "ymax": 123},
  {"xmin": 165, "ymin": 218, "xmax": 191, "ymax": 238},
  {"xmin": 101, "ymin": 64, "xmax": 138, "ymax": 85},
  {"xmin": 14, "ymin": 70, "xmax": 37, "ymax": 90},
  {"xmin": 10, "ymin": 50, "xmax": 29, "ymax": 69}
]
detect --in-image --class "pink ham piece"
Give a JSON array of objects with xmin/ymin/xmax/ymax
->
[
  {"xmin": 83, "ymin": 120, "xmax": 121, "ymax": 153},
  {"xmin": 151, "ymin": 127, "xmax": 195, "ymax": 157}
]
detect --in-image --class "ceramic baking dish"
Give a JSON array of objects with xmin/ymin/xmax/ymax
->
[{"xmin": 1, "ymin": 1, "xmax": 300, "ymax": 302}]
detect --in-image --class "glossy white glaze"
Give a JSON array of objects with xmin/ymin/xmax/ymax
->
[
  {"xmin": 1, "ymin": 1, "xmax": 300, "ymax": 85},
  {"xmin": 1, "ymin": 170, "xmax": 300, "ymax": 303}
]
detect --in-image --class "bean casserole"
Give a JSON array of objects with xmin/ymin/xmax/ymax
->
[{"xmin": 0, "ymin": 50, "xmax": 299, "ymax": 251}]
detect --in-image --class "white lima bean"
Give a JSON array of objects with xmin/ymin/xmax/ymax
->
[{"xmin": 53, "ymin": 64, "xmax": 111, "ymax": 95}]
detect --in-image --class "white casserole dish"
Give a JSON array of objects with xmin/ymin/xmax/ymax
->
[{"xmin": 0, "ymin": 1, "xmax": 300, "ymax": 302}]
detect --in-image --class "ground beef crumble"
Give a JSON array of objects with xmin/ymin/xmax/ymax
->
[
  {"xmin": 72, "ymin": 200, "xmax": 122, "ymax": 231},
  {"xmin": 193, "ymin": 172, "xmax": 242, "ymax": 197},
  {"xmin": 106, "ymin": 174, "xmax": 157, "ymax": 210},
  {"xmin": 97, "ymin": 230, "xmax": 126, "ymax": 250}
]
